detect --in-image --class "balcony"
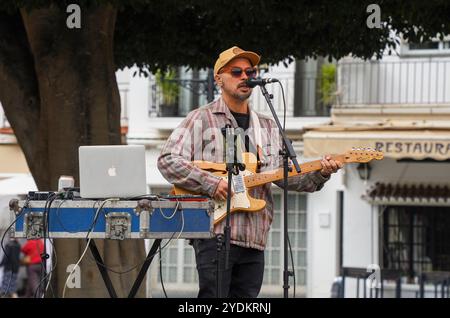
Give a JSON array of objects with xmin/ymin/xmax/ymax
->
[
  {"xmin": 336, "ymin": 58, "xmax": 450, "ymax": 107},
  {"xmin": 250, "ymin": 72, "xmax": 295, "ymax": 116},
  {"xmin": 141, "ymin": 63, "xmax": 333, "ymax": 119}
]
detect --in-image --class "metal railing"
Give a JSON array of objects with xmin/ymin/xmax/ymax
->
[
  {"xmin": 146, "ymin": 75, "xmax": 295, "ymax": 117},
  {"xmin": 419, "ymin": 271, "xmax": 450, "ymax": 298},
  {"xmin": 338, "ymin": 267, "xmax": 403, "ymax": 298},
  {"xmin": 250, "ymin": 74, "xmax": 295, "ymax": 116},
  {"xmin": 147, "ymin": 74, "xmax": 216, "ymax": 117},
  {"xmin": 337, "ymin": 267, "xmax": 450, "ymax": 298},
  {"xmin": 146, "ymin": 71, "xmax": 332, "ymax": 118},
  {"xmin": 337, "ymin": 59, "xmax": 450, "ymax": 106}
]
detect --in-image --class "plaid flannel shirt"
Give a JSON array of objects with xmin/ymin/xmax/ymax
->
[{"xmin": 157, "ymin": 97, "xmax": 329, "ymax": 250}]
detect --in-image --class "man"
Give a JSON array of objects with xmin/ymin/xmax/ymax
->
[{"xmin": 157, "ymin": 46, "xmax": 342, "ymax": 297}]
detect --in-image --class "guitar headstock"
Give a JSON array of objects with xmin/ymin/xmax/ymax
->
[{"xmin": 344, "ymin": 147, "xmax": 384, "ymax": 163}]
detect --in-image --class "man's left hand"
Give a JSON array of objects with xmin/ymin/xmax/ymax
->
[{"xmin": 320, "ymin": 155, "xmax": 343, "ymax": 177}]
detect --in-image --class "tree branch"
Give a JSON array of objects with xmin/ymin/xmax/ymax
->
[{"xmin": 0, "ymin": 11, "xmax": 45, "ymax": 185}]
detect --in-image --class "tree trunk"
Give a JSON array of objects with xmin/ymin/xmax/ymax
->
[
  {"xmin": 1, "ymin": 5, "xmax": 146, "ymax": 297},
  {"xmin": 0, "ymin": 12, "xmax": 42, "ymax": 182}
]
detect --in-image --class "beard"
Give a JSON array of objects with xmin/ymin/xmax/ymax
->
[
  {"xmin": 232, "ymin": 90, "xmax": 252, "ymax": 101},
  {"xmin": 223, "ymin": 82, "xmax": 252, "ymax": 101}
]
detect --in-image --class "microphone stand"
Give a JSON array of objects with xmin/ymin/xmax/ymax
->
[
  {"xmin": 217, "ymin": 125, "xmax": 245, "ymax": 298},
  {"xmin": 259, "ymin": 84, "xmax": 301, "ymax": 298}
]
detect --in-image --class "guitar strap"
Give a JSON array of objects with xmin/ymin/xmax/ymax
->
[
  {"xmin": 249, "ymin": 109, "xmax": 263, "ymax": 152},
  {"xmin": 249, "ymin": 110, "xmax": 264, "ymax": 169}
]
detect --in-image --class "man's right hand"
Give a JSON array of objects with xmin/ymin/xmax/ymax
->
[{"xmin": 213, "ymin": 179, "xmax": 232, "ymax": 201}]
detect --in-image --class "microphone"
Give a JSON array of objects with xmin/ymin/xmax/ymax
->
[{"xmin": 245, "ymin": 77, "xmax": 279, "ymax": 88}]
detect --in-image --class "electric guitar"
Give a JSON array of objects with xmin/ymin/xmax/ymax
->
[{"xmin": 173, "ymin": 148, "xmax": 383, "ymax": 225}]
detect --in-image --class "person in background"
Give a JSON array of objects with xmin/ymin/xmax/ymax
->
[
  {"xmin": 0, "ymin": 237, "xmax": 21, "ymax": 298},
  {"xmin": 21, "ymin": 238, "xmax": 44, "ymax": 298}
]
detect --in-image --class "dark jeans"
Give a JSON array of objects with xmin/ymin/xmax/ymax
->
[{"xmin": 192, "ymin": 238, "xmax": 265, "ymax": 298}]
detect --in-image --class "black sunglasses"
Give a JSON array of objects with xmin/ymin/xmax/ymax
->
[{"xmin": 221, "ymin": 67, "xmax": 257, "ymax": 78}]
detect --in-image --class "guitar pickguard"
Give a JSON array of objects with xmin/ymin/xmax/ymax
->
[{"xmin": 214, "ymin": 170, "xmax": 254, "ymax": 223}]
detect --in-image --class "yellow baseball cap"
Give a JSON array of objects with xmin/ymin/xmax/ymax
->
[{"xmin": 214, "ymin": 46, "xmax": 261, "ymax": 76}]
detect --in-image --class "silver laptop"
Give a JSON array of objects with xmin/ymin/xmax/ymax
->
[{"xmin": 79, "ymin": 145, "xmax": 147, "ymax": 199}]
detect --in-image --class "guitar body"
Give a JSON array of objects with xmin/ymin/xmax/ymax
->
[{"xmin": 172, "ymin": 153, "xmax": 267, "ymax": 225}]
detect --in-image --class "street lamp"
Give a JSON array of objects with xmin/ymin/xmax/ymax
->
[{"xmin": 356, "ymin": 163, "xmax": 372, "ymax": 181}]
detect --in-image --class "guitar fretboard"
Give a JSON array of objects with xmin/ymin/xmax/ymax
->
[{"xmin": 244, "ymin": 154, "xmax": 346, "ymax": 188}]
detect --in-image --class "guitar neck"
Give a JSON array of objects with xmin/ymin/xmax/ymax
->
[{"xmin": 245, "ymin": 154, "xmax": 346, "ymax": 188}]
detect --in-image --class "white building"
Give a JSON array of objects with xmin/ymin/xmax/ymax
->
[{"xmin": 303, "ymin": 38, "xmax": 450, "ymax": 298}]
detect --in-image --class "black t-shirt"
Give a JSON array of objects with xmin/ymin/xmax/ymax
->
[
  {"xmin": 230, "ymin": 110, "xmax": 253, "ymax": 153},
  {"xmin": 230, "ymin": 110, "xmax": 250, "ymax": 131}
]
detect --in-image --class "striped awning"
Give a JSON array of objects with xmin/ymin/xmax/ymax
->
[{"xmin": 362, "ymin": 182, "xmax": 450, "ymax": 206}]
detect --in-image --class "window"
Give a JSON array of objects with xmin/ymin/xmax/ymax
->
[
  {"xmin": 382, "ymin": 206, "xmax": 450, "ymax": 279},
  {"xmin": 157, "ymin": 239, "xmax": 197, "ymax": 285},
  {"xmin": 264, "ymin": 192, "xmax": 308, "ymax": 288}
]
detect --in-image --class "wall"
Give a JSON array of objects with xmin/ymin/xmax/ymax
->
[{"xmin": 307, "ymin": 168, "xmax": 344, "ymax": 297}]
